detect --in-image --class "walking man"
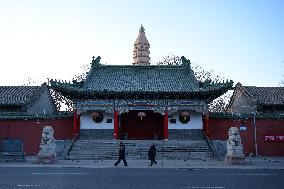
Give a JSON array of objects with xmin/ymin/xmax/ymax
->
[
  {"xmin": 114, "ymin": 142, "xmax": 128, "ymax": 166},
  {"xmin": 148, "ymin": 143, "xmax": 157, "ymax": 166}
]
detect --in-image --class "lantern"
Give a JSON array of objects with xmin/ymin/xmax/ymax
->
[
  {"xmin": 179, "ymin": 111, "xmax": 190, "ymax": 124},
  {"xmin": 180, "ymin": 111, "xmax": 190, "ymax": 120},
  {"xmin": 92, "ymin": 112, "xmax": 100, "ymax": 117},
  {"xmin": 92, "ymin": 112, "xmax": 103, "ymax": 123},
  {"xmin": 138, "ymin": 112, "xmax": 146, "ymax": 120}
]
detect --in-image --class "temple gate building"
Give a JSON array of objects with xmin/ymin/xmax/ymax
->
[{"xmin": 50, "ymin": 26, "xmax": 233, "ymax": 140}]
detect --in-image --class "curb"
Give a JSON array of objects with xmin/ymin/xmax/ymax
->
[{"xmin": 1, "ymin": 159, "xmax": 284, "ymax": 170}]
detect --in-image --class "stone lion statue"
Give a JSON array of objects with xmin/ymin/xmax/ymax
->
[
  {"xmin": 226, "ymin": 127, "xmax": 244, "ymax": 156},
  {"xmin": 38, "ymin": 126, "xmax": 56, "ymax": 156}
]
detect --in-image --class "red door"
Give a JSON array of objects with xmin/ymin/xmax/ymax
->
[{"xmin": 120, "ymin": 110, "xmax": 163, "ymax": 140}]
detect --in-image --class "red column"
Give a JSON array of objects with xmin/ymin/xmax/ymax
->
[
  {"xmin": 77, "ymin": 113, "xmax": 80, "ymax": 135},
  {"xmin": 203, "ymin": 112, "xmax": 210, "ymax": 138},
  {"xmin": 113, "ymin": 111, "xmax": 119, "ymax": 139},
  {"xmin": 206, "ymin": 115, "xmax": 210, "ymax": 138},
  {"xmin": 164, "ymin": 110, "xmax": 169, "ymax": 140},
  {"xmin": 73, "ymin": 109, "xmax": 78, "ymax": 136}
]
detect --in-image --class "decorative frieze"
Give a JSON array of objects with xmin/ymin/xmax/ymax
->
[
  {"xmin": 77, "ymin": 100, "xmax": 114, "ymax": 113},
  {"xmin": 167, "ymin": 99, "xmax": 207, "ymax": 114},
  {"xmin": 115, "ymin": 99, "xmax": 166, "ymax": 114},
  {"xmin": 76, "ymin": 99, "xmax": 207, "ymax": 115}
]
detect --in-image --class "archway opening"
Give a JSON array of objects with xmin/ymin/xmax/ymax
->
[{"xmin": 120, "ymin": 110, "xmax": 164, "ymax": 140}]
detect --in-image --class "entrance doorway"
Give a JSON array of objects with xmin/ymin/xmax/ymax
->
[{"xmin": 120, "ymin": 110, "xmax": 164, "ymax": 140}]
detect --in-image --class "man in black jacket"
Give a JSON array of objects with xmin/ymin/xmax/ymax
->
[
  {"xmin": 148, "ymin": 143, "xmax": 157, "ymax": 166},
  {"xmin": 114, "ymin": 142, "xmax": 128, "ymax": 166}
]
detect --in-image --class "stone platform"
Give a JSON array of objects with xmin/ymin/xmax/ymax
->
[
  {"xmin": 225, "ymin": 155, "xmax": 246, "ymax": 165},
  {"xmin": 35, "ymin": 155, "xmax": 57, "ymax": 164}
]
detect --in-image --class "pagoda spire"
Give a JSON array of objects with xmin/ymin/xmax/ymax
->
[
  {"xmin": 133, "ymin": 25, "xmax": 150, "ymax": 65},
  {"xmin": 139, "ymin": 24, "xmax": 145, "ymax": 33}
]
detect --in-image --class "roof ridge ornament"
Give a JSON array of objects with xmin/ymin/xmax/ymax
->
[
  {"xmin": 181, "ymin": 56, "xmax": 191, "ymax": 68},
  {"xmin": 91, "ymin": 56, "xmax": 101, "ymax": 67},
  {"xmin": 199, "ymin": 78, "xmax": 234, "ymax": 89}
]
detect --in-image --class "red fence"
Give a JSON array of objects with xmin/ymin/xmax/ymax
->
[
  {"xmin": 0, "ymin": 118, "xmax": 73, "ymax": 155},
  {"xmin": 207, "ymin": 114, "xmax": 284, "ymax": 156},
  {"xmin": 1, "ymin": 113, "xmax": 284, "ymax": 157}
]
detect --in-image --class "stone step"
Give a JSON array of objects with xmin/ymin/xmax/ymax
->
[
  {"xmin": 72, "ymin": 146, "xmax": 211, "ymax": 150},
  {"xmin": 70, "ymin": 150, "xmax": 211, "ymax": 155},
  {"xmin": 74, "ymin": 140, "xmax": 207, "ymax": 144},
  {"xmin": 67, "ymin": 140, "xmax": 214, "ymax": 160},
  {"xmin": 69, "ymin": 153, "xmax": 213, "ymax": 160},
  {"xmin": 73, "ymin": 144, "xmax": 209, "ymax": 148}
]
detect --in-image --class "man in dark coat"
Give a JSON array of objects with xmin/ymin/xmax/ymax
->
[
  {"xmin": 148, "ymin": 143, "xmax": 157, "ymax": 166},
  {"xmin": 114, "ymin": 142, "xmax": 128, "ymax": 166}
]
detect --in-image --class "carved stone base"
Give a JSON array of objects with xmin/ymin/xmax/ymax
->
[
  {"xmin": 225, "ymin": 155, "xmax": 246, "ymax": 165},
  {"xmin": 35, "ymin": 155, "xmax": 57, "ymax": 164}
]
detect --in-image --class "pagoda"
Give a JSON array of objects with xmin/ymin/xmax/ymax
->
[
  {"xmin": 133, "ymin": 25, "xmax": 151, "ymax": 65},
  {"xmin": 50, "ymin": 26, "xmax": 233, "ymax": 140}
]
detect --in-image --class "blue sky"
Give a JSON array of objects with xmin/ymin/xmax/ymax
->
[{"xmin": 0, "ymin": 0, "xmax": 283, "ymax": 86}]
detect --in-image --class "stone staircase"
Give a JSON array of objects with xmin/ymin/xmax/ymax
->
[{"xmin": 67, "ymin": 140, "xmax": 214, "ymax": 160}]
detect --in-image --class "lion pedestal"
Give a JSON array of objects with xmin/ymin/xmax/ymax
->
[
  {"xmin": 225, "ymin": 127, "xmax": 245, "ymax": 165},
  {"xmin": 35, "ymin": 126, "xmax": 57, "ymax": 164}
]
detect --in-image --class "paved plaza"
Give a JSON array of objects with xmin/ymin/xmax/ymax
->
[{"xmin": 1, "ymin": 156, "xmax": 284, "ymax": 169}]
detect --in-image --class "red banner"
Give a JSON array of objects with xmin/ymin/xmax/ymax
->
[{"xmin": 264, "ymin": 135, "xmax": 284, "ymax": 142}]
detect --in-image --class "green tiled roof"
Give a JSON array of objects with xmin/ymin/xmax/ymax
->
[
  {"xmin": 242, "ymin": 86, "xmax": 284, "ymax": 106},
  {"xmin": 0, "ymin": 84, "xmax": 47, "ymax": 106},
  {"xmin": 50, "ymin": 56, "xmax": 233, "ymax": 101},
  {"xmin": 84, "ymin": 66, "xmax": 198, "ymax": 92}
]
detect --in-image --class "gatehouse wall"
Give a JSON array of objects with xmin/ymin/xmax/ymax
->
[
  {"xmin": 0, "ymin": 118, "xmax": 73, "ymax": 155},
  {"xmin": 169, "ymin": 112, "xmax": 202, "ymax": 129},
  {"xmin": 1, "ymin": 112, "xmax": 283, "ymax": 156},
  {"xmin": 207, "ymin": 113, "xmax": 284, "ymax": 156},
  {"xmin": 80, "ymin": 112, "xmax": 113, "ymax": 129},
  {"xmin": 79, "ymin": 129, "xmax": 114, "ymax": 139}
]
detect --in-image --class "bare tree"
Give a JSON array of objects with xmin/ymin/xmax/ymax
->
[
  {"xmin": 22, "ymin": 77, "xmax": 73, "ymax": 112},
  {"xmin": 48, "ymin": 63, "xmax": 91, "ymax": 111},
  {"xmin": 73, "ymin": 64, "xmax": 91, "ymax": 82},
  {"xmin": 22, "ymin": 77, "xmax": 40, "ymax": 86},
  {"xmin": 208, "ymin": 91, "xmax": 233, "ymax": 112},
  {"xmin": 190, "ymin": 62, "xmax": 233, "ymax": 112},
  {"xmin": 49, "ymin": 88, "xmax": 74, "ymax": 112},
  {"xmin": 49, "ymin": 59, "xmax": 100, "ymax": 111},
  {"xmin": 72, "ymin": 56, "xmax": 103, "ymax": 82},
  {"xmin": 157, "ymin": 53, "xmax": 232, "ymax": 112},
  {"xmin": 157, "ymin": 53, "xmax": 182, "ymax": 66},
  {"xmin": 191, "ymin": 64, "xmax": 223, "ymax": 83}
]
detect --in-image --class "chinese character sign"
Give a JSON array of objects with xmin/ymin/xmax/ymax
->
[{"xmin": 264, "ymin": 135, "xmax": 284, "ymax": 142}]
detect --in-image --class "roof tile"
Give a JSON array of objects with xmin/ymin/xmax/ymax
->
[
  {"xmin": 244, "ymin": 86, "xmax": 284, "ymax": 105},
  {"xmin": 0, "ymin": 86, "xmax": 42, "ymax": 106}
]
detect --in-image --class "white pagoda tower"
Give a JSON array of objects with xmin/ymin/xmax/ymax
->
[{"xmin": 133, "ymin": 25, "xmax": 150, "ymax": 65}]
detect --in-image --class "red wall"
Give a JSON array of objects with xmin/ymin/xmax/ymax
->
[
  {"xmin": 208, "ymin": 117, "xmax": 284, "ymax": 156},
  {"xmin": 1, "ymin": 115, "xmax": 283, "ymax": 157},
  {"xmin": 0, "ymin": 118, "xmax": 73, "ymax": 155}
]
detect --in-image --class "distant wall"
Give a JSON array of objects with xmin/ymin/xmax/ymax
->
[
  {"xmin": 27, "ymin": 88, "xmax": 55, "ymax": 114},
  {"xmin": 0, "ymin": 118, "xmax": 73, "ymax": 155},
  {"xmin": 208, "ymin": 114, "xmax": 284, "ymax": 156}
]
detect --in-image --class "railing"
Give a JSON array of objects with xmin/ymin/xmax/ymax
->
[
  {"xmin": 203, "ymin": 132, "xmax": 224, "ymax": 161},
  {"xmin": 65, "ymin": 133, "xmax": 79, "ymax": 159}
]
